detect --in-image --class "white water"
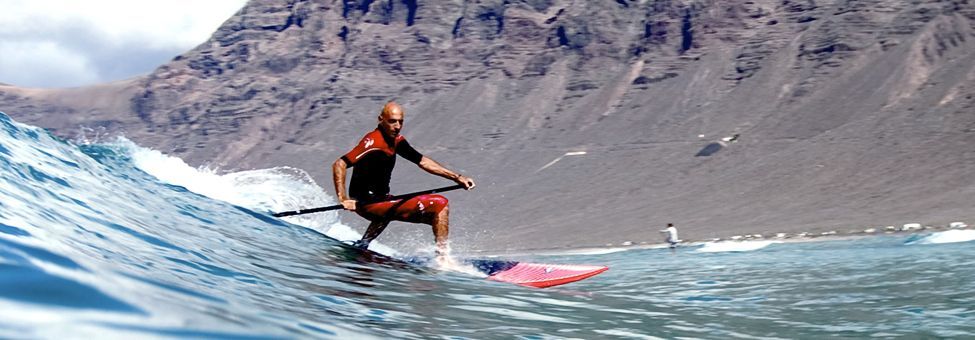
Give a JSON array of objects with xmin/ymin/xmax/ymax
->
[
  {"xmin": 907, "ymin": 229, "xmax": 975, "ymax": 245},
  {"xmin": 697, "ymin": 240, "xmax": 776, "ymax": 253},
  {"xmin": 123, "ymin": 138, "xmax": 401, "ymax": 255}
]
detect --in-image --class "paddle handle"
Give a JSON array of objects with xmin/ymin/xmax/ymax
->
[{"xmin": 272, "ymin": 184, "xmax": 466, "ymax": 217}]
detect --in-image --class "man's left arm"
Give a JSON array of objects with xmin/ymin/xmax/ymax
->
[
  {"xmin": 397, "ymin": 139, "xmax": 475, "ymax": 189},
  {"xmin": 417, "ymin": 156, "xmax": 476, "ymax": 190}
]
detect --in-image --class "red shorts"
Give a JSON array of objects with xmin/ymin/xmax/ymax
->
[{"xmin": 356, "ymin": 194, "xmax": 448, "ymax": 223}]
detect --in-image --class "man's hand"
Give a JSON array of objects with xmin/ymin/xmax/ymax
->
[
  {"xmin": 456, "ymin": 175, "xmax": 476, "ymax": 190},
  {"xmin": 340, "ymin": 199, "xmax": 357, "ymax": 211}
]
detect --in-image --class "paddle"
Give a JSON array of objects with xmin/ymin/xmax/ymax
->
[{"xmin": 272, "ymin": 184, "xmax": 466, "ymax": 217}]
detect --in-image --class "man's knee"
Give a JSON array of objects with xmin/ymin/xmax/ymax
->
[{"xmin": 420, "ymin": 194, "xmax": 449, "ymax": 215}]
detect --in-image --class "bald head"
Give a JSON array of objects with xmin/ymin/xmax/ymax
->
[
  {"xmin": 377, "ymin": 101, "xmax": 405, "ymax": 138},
  {"xmin": 381, "ymin": 101, "xmax": 404, "ymax": 118}
]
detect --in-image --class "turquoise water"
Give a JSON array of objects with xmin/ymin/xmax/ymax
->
[{"xmin": 1, "ymin": 112, "xmax": 974, "ymax": 338}]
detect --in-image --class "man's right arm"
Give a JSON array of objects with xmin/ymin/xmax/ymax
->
[{"xmin": 332, "ymin": 158, "xmax": 356, "ymax": 211}]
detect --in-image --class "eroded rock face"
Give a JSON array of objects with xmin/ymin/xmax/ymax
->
[{"xmin": 2, "ymin": 0, "xmax": 975, "ymax": 251}]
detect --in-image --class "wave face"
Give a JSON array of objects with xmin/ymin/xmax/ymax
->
[
  {"xmin": 0, "ymin": 112, "xmax": 387, "ymax": 337},
  {"xmin": 2, "ymin": 112, "xmax": 974, "ymax": 338}
]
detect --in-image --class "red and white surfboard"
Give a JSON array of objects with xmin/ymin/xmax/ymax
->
[{"xmin": 470, "ymin": 260, "xmax": 609, "ymax": 288}]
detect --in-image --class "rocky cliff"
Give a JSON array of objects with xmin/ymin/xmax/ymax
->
[{"xmin": 2, "ymin": 0, "xmax": 975, "ymax": 251}]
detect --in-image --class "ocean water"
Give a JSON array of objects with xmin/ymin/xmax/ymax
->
[{"xmin": 2, "ymin": 112, "xmax": 974, "ymax": 339}]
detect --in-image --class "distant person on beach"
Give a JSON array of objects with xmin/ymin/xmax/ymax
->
[
  {"xmin": 331, "ymin": 101, "xmax": 475, "ymax": 262},
  {"xmin": 661, "ymin": 223, "xmax": 680, "ymax": 250}
]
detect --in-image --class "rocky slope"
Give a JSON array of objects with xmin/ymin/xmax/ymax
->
[{"xmin": 2, "ymin": 0, "xmax": 974, "ymax": 251}]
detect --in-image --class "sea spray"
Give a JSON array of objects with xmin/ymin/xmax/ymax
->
[{"xmin": 123, "ymin": 138, "xmax": 404, "ymax": 255}]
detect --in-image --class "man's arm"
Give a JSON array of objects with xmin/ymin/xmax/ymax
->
[
  {"xmin": 332, "ymin": 158, "xmax": 357, "ymax": 211},
  {"xmin": 417, "ymin": 156, "xmax": 476, "ymax": 190}
]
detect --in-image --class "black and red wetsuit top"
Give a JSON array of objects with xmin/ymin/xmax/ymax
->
[{"xmin": 341, "ymin": 128, "xmax": 423, "ymax": 202}]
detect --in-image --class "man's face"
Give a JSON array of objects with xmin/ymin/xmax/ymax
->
[{"xmin": 378, "ymin": 107, "xmax": 404, "ymax": 138}]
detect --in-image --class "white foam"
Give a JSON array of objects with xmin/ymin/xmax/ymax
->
[
  {"xmin": 909, "ymin": 230, "xmax": 975, "ymax": 245},
  {"xmin": 433, "ymin": 257, "xmax": 488, "ymax": 277},
  {"xmin": 122, "ymin": 139, "xmax": 398, "ymax": 256},
  {"xmin": 697, "ymin": 241, "xmax": 775, "ymax": 253}
]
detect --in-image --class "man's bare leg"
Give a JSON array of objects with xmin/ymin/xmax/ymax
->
[
  {"xmin": 431, "ymin": 206, "xmax": 452, "ymax": 264},
  {"xmin": 354, "ymin": 220, "xmax": 389, "ymax": 249}
]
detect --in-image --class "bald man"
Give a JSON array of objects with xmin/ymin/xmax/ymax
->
[{"xmin": 332, "ymin": 101, "xmax": 475, "ymax": 259}]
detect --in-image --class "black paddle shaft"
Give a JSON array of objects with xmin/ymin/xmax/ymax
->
[{"xmin": 272, "ymin": 184, "xmax": 466, "ymax": 217}]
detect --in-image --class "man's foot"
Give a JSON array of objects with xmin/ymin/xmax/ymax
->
[
  {"xmin": 351, "ymin": 239, "xmax": 370, "ymax": 250},
  {"xmin": 434, "ymin": 244, "xmax": 456, "ymax": 267},
  {"xmin": 435, "ymin": 253, "xmax": 459, "ymax": 268}
]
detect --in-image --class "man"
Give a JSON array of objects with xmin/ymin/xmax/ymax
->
[
  {"xmin": 332, "ymin": 101, "xmax": 475, "ymax": 259},
  {"xmin": 661, "ymin": 223, "xmax": 680, "ymax": 251}
]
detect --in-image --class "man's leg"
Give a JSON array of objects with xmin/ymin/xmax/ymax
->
[
  {"xmin": 353, "ymin": 197, "xmax": 408, "ymax": 249},
  {"xmin": 430, "ymin": 206, "xmax": 449, "ymax": 255},
  {"xmin": 354, "ymin": 219, "xmax": 389, "ymax": 249},
  {"xmin": 359, "ymin": 194, "xmax": 450, "ymax": 255}
]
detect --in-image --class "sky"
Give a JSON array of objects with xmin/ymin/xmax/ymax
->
[{"xmin": 0, "ymin": 0, "xmax": 248, "ymax": 88}]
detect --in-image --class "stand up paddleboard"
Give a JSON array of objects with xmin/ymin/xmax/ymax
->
[
  {"xmin": 338, "ymin": 242, "xmax": 608, "ymax": 288},
  {"xmin": 468, "ymin": 259, "xmax": 609, "ymax": 288}
]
